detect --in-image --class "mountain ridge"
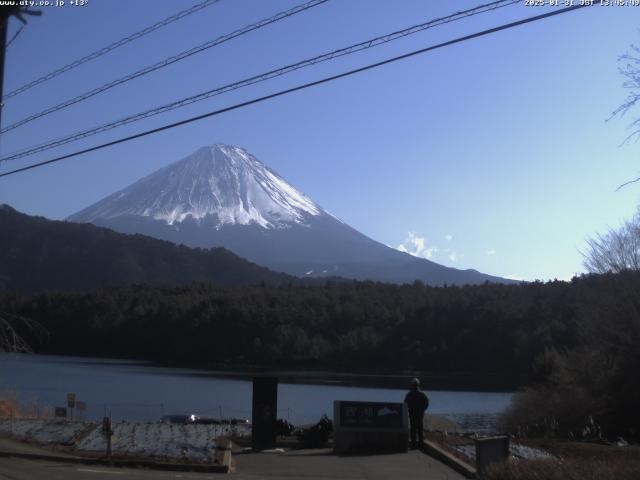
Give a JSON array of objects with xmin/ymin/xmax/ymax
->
[
  {"xmin": 68, "ymin": 143, "xmax": 516, "ymax": 286},
  {"xmin": 0, "ymin": 204, "xmax": 297, "ymax": 293}
]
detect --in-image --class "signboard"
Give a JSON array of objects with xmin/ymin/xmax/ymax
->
[
  {"xmin": 76, "ymin": 401, "xmax": 86, "ymax": 411},
  {"xmin": 54, "ymin": 407, "xmax": 67, "ymax": 418},
  {"xmin": 339, "ymin": 401, "xmax": 403, "ymax": 429},
  {"xmin": 67, "ymin": 393, "xmax": 76, "ymax": 409},
  {"xmin": 334, "ymin": 400, "xmax": 408, "ymax": 453}
]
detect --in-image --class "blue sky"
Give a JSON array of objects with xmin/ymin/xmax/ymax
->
[{"xmin": 0, "ymin": 0, "xmax": 638, "ymax": 281}]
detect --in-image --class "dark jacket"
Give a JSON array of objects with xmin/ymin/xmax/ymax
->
[{"xmin": 404, "ymin": 389, "xmax": 429, "ymax": 416}]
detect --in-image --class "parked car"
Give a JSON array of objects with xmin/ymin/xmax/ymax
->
[
  {"xmin": 191, "ymin": 415, "xmax": 221, "ymax": 425},
  {"xmin": 161, "ymin": 413, "xmax": 251, "ymax": 426},
  {"xmin": 230, "ymin": 418, "xmax": 251, "ymax": 426},
  {"xmin": 161, "ymin": 414, "xmax": 190, "ymax": 424}
]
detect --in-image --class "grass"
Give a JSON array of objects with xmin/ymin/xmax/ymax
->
[
  {"xmin": 425, "ymin": 423, "xmax": 640, "ymax": 479},
  {"xmin": 484, "ymin": 458, "xmax": 640, "ymax": 480},
  {"xmin": 0, "ymin": 389, "xmax": 50, "ymax": 418},
  {"xmin": 518, "ymin": 438, "xmax": 640, "ymax": 461},
  {"xmin": 0, "ymin": 399, "xmax": 20, "ymax": 417}
]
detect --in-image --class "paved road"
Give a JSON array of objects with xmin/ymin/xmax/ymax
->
[
  {"xmin": 0, "ymin": 457, "xmax": 219, "ymax": 480},
  {"xmin": 232, "ymin": 448, "xmax": 465, "ymax": 480},
  {"xmin": 0, "ymin": 449, "xmax": 464, "ymax": 480}
]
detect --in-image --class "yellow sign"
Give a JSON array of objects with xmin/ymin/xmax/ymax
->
[{"xmin": 67, "ymin": 393, "xmax": 76, "ymax": 408}]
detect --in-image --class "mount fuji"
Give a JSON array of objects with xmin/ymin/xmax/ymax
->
[{"xmin": 68, "ymin": 143, "xmax": 512, "ymax": 285}]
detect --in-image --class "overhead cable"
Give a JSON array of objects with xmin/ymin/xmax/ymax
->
[
  {"xmin": 0, "ymin": 0, "xmax": 329, "ymax": 135},
  {"xmin": 2, "ymin": 0, "xmax": 224, "ymax": 101},
  {"xmin": 0, "ymin": 3, "xmax": 595, "ymax": 179},
  {"xmin": 0, "ymin": 0, "xmax": 519, "ymax": 162}
]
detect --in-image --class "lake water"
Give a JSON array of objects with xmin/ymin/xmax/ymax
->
[{"xmin": 0, "ymin": 353, "xmax": 513, "ymax": 432}]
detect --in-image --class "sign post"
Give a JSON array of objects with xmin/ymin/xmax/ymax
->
[
  {"xmin": 333, "ymin": 400, "xmax": 408, "ymax": 453},
  {"xmin": 102, "ymin": 416, "xmax": 113, "ymax": 459},
  {"xmin": 76, "ymin": 401, "xmax": 86, "ymax": 419},
  {"xmin": 67, "ymin": 393, "xmax": 76, "ymax": 420}
]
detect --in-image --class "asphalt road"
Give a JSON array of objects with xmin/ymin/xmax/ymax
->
[
  {"xmin": 0, "ymin": 458, "xmax": 218, "ymax": 480},
  {"xmin": 232, "ymin": 448, "xmax": 464, "ymax": 480},
  {"xmin": 0, "ymin": 449, "xmax": 465, "ymax": 480}
]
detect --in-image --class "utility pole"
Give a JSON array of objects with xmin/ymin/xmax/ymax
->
[
  {"xmin": 0, "ymin": 8, "xmax": 12, "ymax": 131},
  {"xmin": 0, "ymin": 6, "xmax": 42, "ymax": 131}
]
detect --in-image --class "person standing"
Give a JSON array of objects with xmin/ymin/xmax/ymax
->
[{"xmin": 404, "ymin": 378, "xmax": 429, "ymax": 449}]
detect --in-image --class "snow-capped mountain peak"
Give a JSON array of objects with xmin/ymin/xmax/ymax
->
[
  {"xmin": 69, "ymin": 143, "xmax": 324, "ymax": 229},
  {"xmin": 68, "ymin": 143, "xmax": 516, "ymax": 286}
]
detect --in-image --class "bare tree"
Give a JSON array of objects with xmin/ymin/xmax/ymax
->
[
  {"xmin": 583, "ymin": 208, "xmax": 640, "ymax": 273},
  {"xmin": 612, "ymin": 44, "xmax": 640, "ymax": 189},
  {"xmin": 612, "ymin": 44, "xmax": 640, "ymax": 135},
  {"xmin": 588, "ymin": 44, "xmax": 640, "ymax": 270},
  {"xmin": 0, "ymin": 313, "xmax": 45, "ymax": 352}
]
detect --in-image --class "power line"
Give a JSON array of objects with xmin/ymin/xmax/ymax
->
[
  {"xmin": 0, "ymin": 0, "xmax": 329, "ymax": 135},
  {"xmin": 0, "ymin": 0, "xmax": 520, "ymax": 163},
  {"xmin": 2, "ymin": 0, "xmax": 223, "ymax": 101},
  {"xmin": 5, "ymin": 25, "xmax": 23, "ymax": 50},
  {"xmin": 0, "ymin": 3, "xmax": 595, "ymax": 179}
]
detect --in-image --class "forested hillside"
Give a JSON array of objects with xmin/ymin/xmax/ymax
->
[
  {"xmin": 3, "ymin": 271, "xmax": 638, "ymax": 394},
  {"xmin": 0, "ymin": 204, "xmax": 293, "ymax": 292}
]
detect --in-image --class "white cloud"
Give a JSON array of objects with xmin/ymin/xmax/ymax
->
[
  {"xmin": 486, "ymin": 249, "xmax": 497, "ymax": 256},
  {"xmin": 396, "ymin": 231, "xmax": 438, "ymax": 259},
  {"xmin": 449, "ymin": 251, "xmax": 460, "ymax": 262},
  {"xmin": 424, "ymin": 247, "xmax": 439, "ymax": 259},
  {"xmin": 445, "ymin": 234, "xmax": 453, "ymax": 242}
]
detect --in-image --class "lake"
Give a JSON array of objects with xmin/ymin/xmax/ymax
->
[{"xmin": 0, "ymin": 353, "xmax": 513, "ymax": 432}]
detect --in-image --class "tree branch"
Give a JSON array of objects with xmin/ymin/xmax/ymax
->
[{"xmin": 0, "ymin": 313, "xmax": 47, "ymax": 353}]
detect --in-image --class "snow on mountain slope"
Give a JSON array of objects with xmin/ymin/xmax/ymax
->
[
  {"xmin": 68, "ymin": 143, "xmax": 515, "ymax": 286},
  {"xmin": 69, "ymin": 144, "xmax": 324, "ymax": 229}
]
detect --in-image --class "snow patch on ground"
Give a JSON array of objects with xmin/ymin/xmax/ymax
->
[
  {"xmin": 0, "ymin": 419, "xmax": 88, "ymax": 445},
  {"xmin": 77, "ymin": 422, "xmax": 245, "ymax": 462},
  {"xmin": 452, "ymin": 442, "xmax": 553, "ymax": 463},
  {"xmin": 510, "ymin": 443, "xmax": 554, "ymax": 460},
  {"xmin": 0, "ymin": 419, "xmax": 250, "ymax": 463}
]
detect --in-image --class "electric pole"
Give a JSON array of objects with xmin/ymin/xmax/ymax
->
[
  {"xmin": 0, "ymin": 6, "xmax": 42, "ymax": 131},
  {"xmin": 0, "ymin": 7, "xmax": 12, "ymax": 131}
]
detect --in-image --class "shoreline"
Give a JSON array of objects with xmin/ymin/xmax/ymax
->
[
  {"xmin": 1, "ymin": 352, "xmax": 513, "ymax": 432},
  {"xmin": 3, "ymin": 351, "xmax": 518, "ymax": 393}
]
